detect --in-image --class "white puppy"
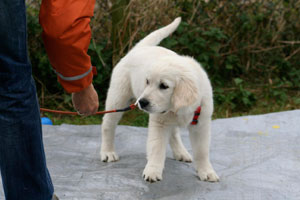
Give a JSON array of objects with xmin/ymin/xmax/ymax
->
[{"xmin": 100, "ymin": 17, "xmax": 219, "ymax": 183}]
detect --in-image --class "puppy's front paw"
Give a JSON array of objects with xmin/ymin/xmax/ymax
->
[
  {"xmin": 173, "ymin": 151, "xmax": 192, "ymax": 163},
  {"xmin": 143, "ymin": 166, "xmax": 163, "ymax": 183},
  {"xmin": 197, "ymin": 167, "xmax": 219, "ymax": 182},
  {"xmin": 100, "ymin": 151, "xmax": 119, "ymax": 162}
]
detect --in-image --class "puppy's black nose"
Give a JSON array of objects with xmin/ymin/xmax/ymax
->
[{"xmin": 139, "ymin": 98, "xmax": 149, "ymax": 108}]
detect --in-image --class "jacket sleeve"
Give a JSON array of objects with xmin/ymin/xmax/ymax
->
[{"xmin": 39, "ymin": 0, "xmax": 96, "ymax": 93}]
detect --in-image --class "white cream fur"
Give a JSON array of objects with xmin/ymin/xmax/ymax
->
[{"xmin": 100, "ymin": 17, "xmax": 219, "ymax": 182}]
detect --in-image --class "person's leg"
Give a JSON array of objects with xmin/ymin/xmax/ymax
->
[{"xmin": 0, "ymin": 0, "xmax": 54, "ymax": 199}]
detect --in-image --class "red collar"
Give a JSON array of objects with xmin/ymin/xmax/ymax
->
[{"xmin": 191, "ymin": 106, "xmax": 201, "ymax": 125}]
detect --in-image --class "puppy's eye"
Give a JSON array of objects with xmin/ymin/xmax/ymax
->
[
  {"xmin": 146, "ymin": 79, "xmax": 149, "ymax": 85},
  {"xmin": 159, "ymin": 83, "xmax": 169, "ymax": 90}
]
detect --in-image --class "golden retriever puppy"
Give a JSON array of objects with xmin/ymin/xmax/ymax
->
[{"xmin": 100, "ymin": 17, "xmax": 219, "ymax": 183}]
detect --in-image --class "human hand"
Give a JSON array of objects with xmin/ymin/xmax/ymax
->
[{"xmin": 72, "ymin": 83, "xmax": 99, "ymax": 116}]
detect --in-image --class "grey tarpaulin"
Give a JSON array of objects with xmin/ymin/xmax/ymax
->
[{"xmin": 1, "ymin": 110, "xmax": 300, "ymax": 200}]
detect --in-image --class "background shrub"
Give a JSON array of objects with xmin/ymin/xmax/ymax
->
[{"xmin": 26, "ymin": 0, "xmax": 300, "ymax": 118}]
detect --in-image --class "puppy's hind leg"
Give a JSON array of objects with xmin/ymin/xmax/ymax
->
[
  {"xmin": 101, "ymin": 69, "xmax": 133, "ymax": 162},
  {"xmin": 188, "ymin": 117, "xmax": 219, "ymax": 182},
  {"xmin": 169, "ymin": 127, "xmax": 192, "ymax": 163}
]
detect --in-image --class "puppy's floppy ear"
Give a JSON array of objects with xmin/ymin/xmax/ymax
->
[{"xmin": 171, "ymin": 75, "xmax": 199, "ymax": 112}]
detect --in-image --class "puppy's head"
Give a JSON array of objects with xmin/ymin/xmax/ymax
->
[
  {"xmin": 137, "ymin": 73, "xmax": 174, "ymax": 114},
  {"xmin": 137, "ymin": 60, "xmax": 199, "ymax": 114}
]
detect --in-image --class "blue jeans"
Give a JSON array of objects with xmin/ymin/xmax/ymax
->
[{"xmin": 0, "ymin": 0, "xmax": 54, "ymax": 199}]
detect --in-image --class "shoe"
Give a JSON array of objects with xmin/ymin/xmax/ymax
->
[{"xmin": 52, "ymin": 194, "xmax": 59, "ymax": 200}]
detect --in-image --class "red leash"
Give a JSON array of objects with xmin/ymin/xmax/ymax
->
[
  {"xmin": 40, "ymin": 104, "xmax": 137, "ymax": 116},
  {"xmin": 40, "ymin": 104, "xmax": 201, "ymax": 125}
]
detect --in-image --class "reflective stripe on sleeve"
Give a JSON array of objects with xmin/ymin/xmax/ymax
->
[{"xmin": 53, "ymin": 66, "xmax": 93, "ymax": 81}]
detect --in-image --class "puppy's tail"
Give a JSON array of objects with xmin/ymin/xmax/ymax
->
[{"xmin": 134, "ymin": 17, "xmax": 181, "ymax": 49}]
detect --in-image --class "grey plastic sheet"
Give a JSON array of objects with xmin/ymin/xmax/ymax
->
[{"xmin": 1, "ymin": 110, "xmax": 300, "ymax": 200}]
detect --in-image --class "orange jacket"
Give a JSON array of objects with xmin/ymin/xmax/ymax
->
[{"xmin": 39, "ymin": 0, "xmax": 96, "ymax": 93}]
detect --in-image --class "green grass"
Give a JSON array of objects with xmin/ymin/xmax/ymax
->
[{"xmin": 213, "ymin": 96, "xmax": 299, "ymax": 119}]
